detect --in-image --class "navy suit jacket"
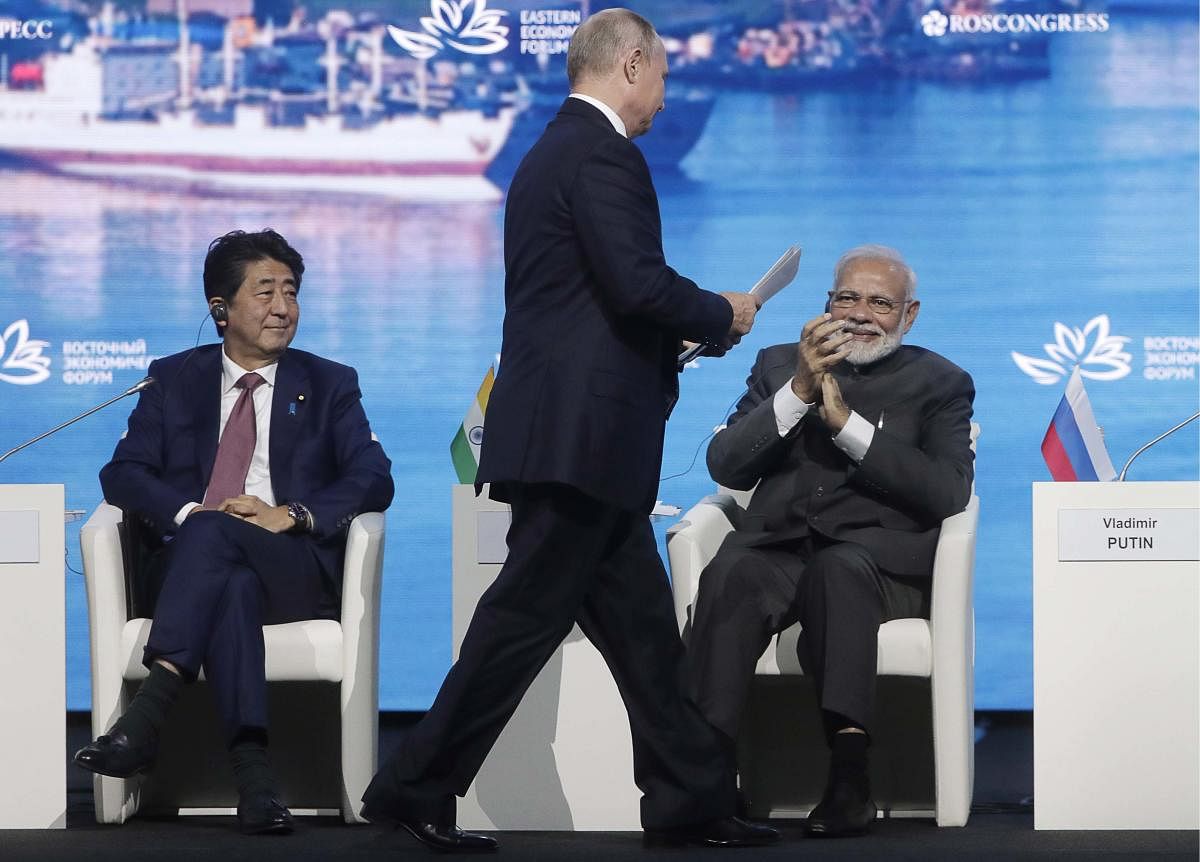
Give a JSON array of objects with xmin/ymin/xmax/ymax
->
[
  {"xmin": 707, "ymin": 344, "xmax": 975, "ymax": 576},
  {"xmin": 477, "ymin": 98, "xmax": 733, "ymax": 513},
  {"xmin": 100, "ymin": 344, "xmax": 395, "ymax": 590}
]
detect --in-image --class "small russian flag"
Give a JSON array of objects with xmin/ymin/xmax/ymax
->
[{"xmin": 1041, "ymin": 367, "xmax": 1116, "ymax": 481}]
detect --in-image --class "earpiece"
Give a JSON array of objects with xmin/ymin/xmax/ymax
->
[{"xmin": 210, "ymin": 300, "xmax": 228, "ymax": 325}]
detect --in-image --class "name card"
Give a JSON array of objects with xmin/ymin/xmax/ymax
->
[
  {"xmin": 0, "ymin": 510, "xmax": 40, "ymax": 564},
  {"xmin": 1059, "ymin": 508, "xmax": 1200, "ymax": 561}
]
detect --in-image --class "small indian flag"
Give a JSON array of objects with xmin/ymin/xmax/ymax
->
[{"xmin": 451, "ymin": 365, "xmax": 495, "ymax": 484}]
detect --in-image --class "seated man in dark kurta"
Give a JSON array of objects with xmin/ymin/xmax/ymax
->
[{"xmin": 683, "ymin": 245, "xmax": 975, "ymax": 839}]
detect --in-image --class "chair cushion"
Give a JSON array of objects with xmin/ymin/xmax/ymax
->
[
  {"xmin": 755, "ymin": 618, "xmax": 932, "ymax": 677},
  {"xmin": 119, "ymin": 619, "xmax": 345, "ymax": 682}
]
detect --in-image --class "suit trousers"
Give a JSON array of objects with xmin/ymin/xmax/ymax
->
[
  {"xmin": 362, "ymin": 482, "xmax": 735, "ymax": 830},
  {"xmin": 143, "ymin": 510, "xmax": 331, "ymax": 742},
  {"xmin": 683, "ymin": 538, "xmax": 929, "ymax": 744}
]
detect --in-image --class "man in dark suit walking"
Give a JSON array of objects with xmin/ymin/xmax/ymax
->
[
  {"xmin": 362, "ymin": 9, "xmax": 776, "ymax": 854},
  {"xmin": 74, "ymin": 229, "xmax": 394, "ymax": 835},
  {"xmin": 683, "ymin": 244, "xmax": 975, "ymax": 839}
]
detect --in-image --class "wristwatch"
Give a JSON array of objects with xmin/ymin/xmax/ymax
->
[{"xmin": 286, "ymin": 501, "xmax": 312, "ymax": 533}]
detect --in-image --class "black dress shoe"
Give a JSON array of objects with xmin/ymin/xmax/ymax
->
[
  {"xmin": 804, "ymin": 794, "xmax": 877, "ymax": 838},
  {"xmin": 395, "ymin": 820, "xmax": 498, "ymax": 854},
  {"xmin": 73, "ymin": 731, "xmax": 157, "ymax": 778},
  {"xmin": 644, "ymin": 815, "xmax": 781, "ymax": 848},
  {"xmin": 237, "ymin": 791, "xmax": 295, "ymax": 836}
]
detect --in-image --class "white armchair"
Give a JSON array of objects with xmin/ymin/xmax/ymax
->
[
  {"xmin": 666, "ymin": 426, "xmax": 979, "ymax": 827},
  {"xmin": 78, "ymin": 503, "xmax": 386, "ymax": 824}
]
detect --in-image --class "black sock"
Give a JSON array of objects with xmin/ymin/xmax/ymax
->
[
  {"xmin": 229, "ymin": 730, "xmax": 278, "ymax": 799},
  {"xmin": 110, "ymin": 662, "xmax": 183, "ymax": 745},
  {"xmin": 828, "ymin": 732, "xmax": 871, "ymax": 800},
  {"xmin": 831, "ymin": 730, "xmax": 870, "ymax": 767}
]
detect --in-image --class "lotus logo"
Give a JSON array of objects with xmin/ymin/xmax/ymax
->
[
  {"xmin": 1011, "ymin": 314, "xmax": 1131, "ymax": 385},
  {"xmin": 921, "ymin": 10, "xmax": 949, "ymax": 37},
  {"xmin": 0, "ymin": 319, "xmax": 51, "ymax": 385},
  {"xmin": 388, "ymin": 0, "xmax": 509, "ymax": 61}
]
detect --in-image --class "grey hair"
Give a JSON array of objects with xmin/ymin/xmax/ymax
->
[
  {"xmin": 567, "ymin": 8, "xmax": 660, "ymax": 87},
  {"xmin": 833, "ymin": 244, "xmax": 917, "ymax": 300}
]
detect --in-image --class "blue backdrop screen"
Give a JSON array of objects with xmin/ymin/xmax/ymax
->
[{"xmin": 0, "ymin": 0, "xmax": 1196, "ymax": 711}]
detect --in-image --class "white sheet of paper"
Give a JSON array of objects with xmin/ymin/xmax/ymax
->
[
  {"xmin": 749, "ymin": 245, "xmax": 801, "ymax": 304},
  {"xmin": 677, "ymin": 245, "xmax": 802, "ymax": 367},
  {"xmin": 651, "ymin": 501, "xmax": 681, "ymax": 519}
]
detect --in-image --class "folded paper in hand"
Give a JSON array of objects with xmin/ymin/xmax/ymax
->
[
  {"xmin": 678, "ymin": 245, "xmax": 802, "ymax": 367},
  {"xmin": 749, "ymin": 245, "xmax": 801, "ymax": 303}
]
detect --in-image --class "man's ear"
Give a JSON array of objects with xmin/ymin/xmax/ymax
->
[
  {"xmin": 624, "ymin": 47, "xmax": 643, "ymax": 84},
  {"xmin": 901, "ymin": 299, "xmax": 920, "ymax": 334}
]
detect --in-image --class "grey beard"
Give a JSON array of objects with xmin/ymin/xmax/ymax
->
[{"xmin": 845, "ymin": 327, "xmax": 903, "ymax": 366}]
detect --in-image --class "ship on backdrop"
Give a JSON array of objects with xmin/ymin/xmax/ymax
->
[
  {"xmin": 0, "ymin": 0, "xmax": 1069, "ymax": 200},
  {"xmin": 0, "ymin": 0, "xmax": 518, "ymax": 201}
]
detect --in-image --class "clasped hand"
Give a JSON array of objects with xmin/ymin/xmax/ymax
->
[
  {"xmin": 793, "ymin": 313, "xmax": 853, "ymax": 433},
  {"xmin": 189, "ymin": 495, "xmax": 294, "ymax": 533}
]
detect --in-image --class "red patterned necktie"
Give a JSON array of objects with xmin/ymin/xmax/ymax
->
[{"xmin": 203, "ymin": 372, "xmax": 265, "ymax": 507}]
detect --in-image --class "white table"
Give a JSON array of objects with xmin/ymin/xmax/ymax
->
[
  {"xmin": 0, "ymin": 484, "xmax": 66, "ymax": 828},
  {"xmin": 450, "ymin": 485, "xmax": 640, "ymax": 830},
  {"xmin": 1032, "ymin": 481, "xmax": 1199, "ymax": 829}
]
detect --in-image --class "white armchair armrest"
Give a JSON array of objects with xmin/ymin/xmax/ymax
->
[
  {"xmin": 665, "ymin": 494, "xmax": 741, "ymax": 633},
  {"xmin": 336, "ymin": 511, "xmax": 386, "ymax": 823},
  {"xmin": 339, "ymin": 511, "xmax": 385, "ymax": 698},
  {"xmin": 80, "ymin": 502, "xmax": 130, "ymax": 734},
  {"xmin": 929, "ymin": 494, "xmax": 978, "ymax": 827},
  {"xmin": 930, "ymin": 495, "xmax": 979, "ymax": 675}
]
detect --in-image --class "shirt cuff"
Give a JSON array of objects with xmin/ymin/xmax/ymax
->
[
  {"xmin": 174, "ymin": 502, "xmax": 201, "ymax": 526},
  {"xmin": 773, "ymin": 379, "xmax": 814, "ymax": 437},
  {"xmin": 834, "ymin": 411, "xmax": 875, "ymax": 463}
]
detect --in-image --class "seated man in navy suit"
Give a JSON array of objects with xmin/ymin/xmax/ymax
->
[
  {"xmin": 683, "ymin": 245, "xmax": 975, "ymax": 839},
  {"xmin": 74, "ymin": 229, "xmax": 394, "ymax": 835}
]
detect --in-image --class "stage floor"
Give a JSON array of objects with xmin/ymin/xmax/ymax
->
[
  {"xmin": 2, "ymin": 711, "xmax": 1192, "ymax": 861},
  {"xmin": 7, "ymin": 811, "xmax": 1199, "ymax": 862}
]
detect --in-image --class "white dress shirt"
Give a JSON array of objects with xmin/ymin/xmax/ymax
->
[
  {"xmin": 569, "ymin": 92, "xmax": 627, "ymax": 138},
  {"xmin": 772, "ymin": 379, "xmax": 875, "ymax": 463},
  {"xmin": 174, "ymin": 350, "xmax": 279, "ymax": 525}
]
